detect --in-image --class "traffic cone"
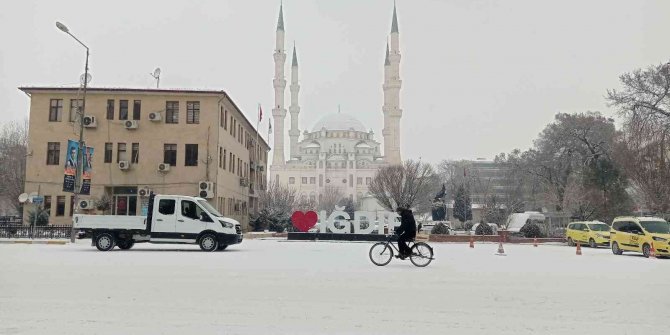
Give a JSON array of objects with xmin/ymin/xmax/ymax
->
[
  {"xmin": 650, "ymin": 242, "xmax": 657, "ymax": 259},
  {"xmin": 495, "ymin": 241, "xmax": 506, "ymax": 256},
  {"xmin": 469, "ymin": 236, "xmax": 474, "ymax": 248},
  {"xmin": 576, "ymin": 242, "xmax": 582, "ymax": 256},
  {"xmin": 533, "ymin": 237, "xmax": 538, "ymax": 247}
]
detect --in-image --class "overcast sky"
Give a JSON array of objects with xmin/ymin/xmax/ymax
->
[{"xmin": 1, "ymin": 0, "xmax": 669, "ymax": 164}]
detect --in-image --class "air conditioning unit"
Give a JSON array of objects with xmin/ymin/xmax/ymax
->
[
  {"xmin": 148, "ymin": 112, "xmax": 162, "ymax": 122},
  {"xmin": 158, "ymin": 163, "xmax": 170, "ymax": 172},
  {"xmin": 198, "ymin": 181, "xmax": 214, "ymax": 199},
  {"xmin": 118, "ymin": 161, "xmax": 130, "ymax": 170},
  {"xmin": 124, "ymin": 120, "xmax": 139, "ymax": 129},
  {"xmin": 138, "ymin": 187, "xmax": 152, "ymax": 197},
  {"xmin": 239, "ymin": 178, "xmax": 249, "ymax": 187},
  {"xmin": 83, "ymin": 115, "xmax": 97, "ymax": 128},
  {"xmin": 78, "ymin": 199, "xmax": 94, "ymax": 210}
]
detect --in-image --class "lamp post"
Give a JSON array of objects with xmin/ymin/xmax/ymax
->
[{"xmin": 56, "ymin": 21, "xmax": 89, "ymax": 243}]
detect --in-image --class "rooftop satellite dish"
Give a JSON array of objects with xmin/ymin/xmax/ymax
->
[
  {"xmin": 18, "ymin": 193, "xmax": 29, "ymax": 204},
  {"xmin": 150, "ymin": 67, "xmax": 161, "ymax": 88},
  {"xmin": 80, "ymin": 73, "xmax": 92, "ymax": 85}
]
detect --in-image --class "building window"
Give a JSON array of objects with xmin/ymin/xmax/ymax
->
[
  {"xmin": 349, "ymin": 175, "xmax": 353, "ymax": 187},
  {"xmin": 106, "ymin": 100, "xmax": 114, "ymax": 120},
  {"xmin": 357, "ymin": 177, "xmax": 362, "ymax": 185},
  {"xmin": 224, "ymin": 110, "xmax": 229, "ymax": 130},
  {"xmin": 104, "ymin": 143, "xmax": 113, "ymax": 163},
  {"xmin": 366, "ymin": 177, "xmax": 371, "ymax": 185},
  {"xmin": 166, "ymin": 101, "xmax": 179, "ymax": 124},
  {"xmin": 219, "ymin": 147, "xmax": 222, "ymax": 168},
  {"xmin": 119, "ymin": 100, "xmax": 129, "ymax": 120},
  {"xmin": 133, "ymin": 100, "xmax": 141, "ymax": 120},
  {"xmin": 49, "ymin": 99, "xmax": 63, "ymax": 122},
  {"xmin": 302, "ymin": 177, "xmax": 308, "ymax": 184},
  {"xmin": 185, "ymin": 144, "xmax": 198, "ymax": 166},
  {"xmin": 230, "ymin": 116, "xmax": 234, "ymax": 135},
  {"xmin": 44, "ymin": 196, "xmax": 52, "ymax": 215},
  {"xmin": 131, "ymin": 143, "xmax": 139, "ymax": 164},
  {"xmin": 56, "ymin": 196, "xmax": 66, "ymax": 216},
  {"xmin": 69, "ymin": 99, "xmax": 83, "ymax": 122},
  {"xmin": 46, "ymin": 142, "xmax": 60, "ymax": 165},
  {"xmin": 229, "ymin": 153, "xmax": 233, "ymax": 172},
  {"xmin": 117, "ymin": 143, "xmax": 127, "ymax": 163},
  {"xmin": 289, "ymin": 177, "xmax": 295, "ymax": 184},
  {"xmin": 319, "ymin": 174, "xmax": 323, "ymax": 187},
  {"xmin": 310, "ymin": 177, "xmax": 316, "ymax": 184},
  {"xmin": 223, "ymin": 149, "xmax": 227, "ymax": 171},
  {"xmin": 164, "ymin": 144, "xmax": 177, "ymax": 166},
  {"xmin": 220, "ymin": 107, "xmax": 224, "ymax": 128},
  {"xmin": 186, "ymin": 101, "xmax": 200, "ymax": 124}
]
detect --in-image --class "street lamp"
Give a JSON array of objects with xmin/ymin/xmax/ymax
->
[{"xmin": 56, "ymin": 21, "xmax": 89, "ymax": 243}]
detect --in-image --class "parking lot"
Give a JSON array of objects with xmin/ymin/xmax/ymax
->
[{"xmin": 0, "ymin": 239, "xmax": 666, "ymax": 335}]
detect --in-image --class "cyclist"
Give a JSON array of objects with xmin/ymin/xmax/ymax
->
[{"xmin": 394, "ymin": 207, "xmax": 417, "ymax": 259}]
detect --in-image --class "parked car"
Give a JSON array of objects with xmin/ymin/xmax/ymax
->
[
  {"xmin": 610, "ymin": 216, "xmax": 670, "ymax": 258},
  {"xmin": 566, "ymin": 221, "xmax": 611, "ymax": 248}
]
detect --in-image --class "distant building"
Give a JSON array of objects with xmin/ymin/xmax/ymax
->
[
  {"xmin": 19, "ymin": 87, "xmax": 269, "ymax": 231},
  {"xmin": 269, "ymin": 3, "xmax": 404, "ymax": 209}
]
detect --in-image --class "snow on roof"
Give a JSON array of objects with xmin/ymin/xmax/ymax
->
[{"xmin": 311, "ymin": 113, "xmax": 368, "ymax": 132}]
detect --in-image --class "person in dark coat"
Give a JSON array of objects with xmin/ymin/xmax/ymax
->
[{"xmin": 394, "ymin": 207, "xmax": 417, "ymax": 259}]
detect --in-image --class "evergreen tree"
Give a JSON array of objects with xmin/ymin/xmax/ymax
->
[{"xmin": 453, "ymin": 184, "xmax": 472, "ymax": 223}]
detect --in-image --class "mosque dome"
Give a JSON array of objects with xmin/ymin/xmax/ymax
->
[{"xmin": 311, "ymin": 113, "xmax": 368, "ymax": 132}]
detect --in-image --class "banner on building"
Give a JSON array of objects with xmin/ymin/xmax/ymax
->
[
  {"xmin": 62, "ymin": 140, "xmax": 78, "ymax": 193},
  {"xmin": 80, "ymin": 145, "xmax": 94, "ymax": 195},
  {"xmin": 62, "ymin": 140, "xmax": 94, "ymax": 194}
]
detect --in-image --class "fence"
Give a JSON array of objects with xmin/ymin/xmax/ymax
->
[{"xmin": 0, "ymin": 225, "xmax": 72, "ymax": 239}]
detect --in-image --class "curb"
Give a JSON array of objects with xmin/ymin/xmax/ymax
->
[{"xmin": 0, "ymin": 240, "xmax": 69, "ymax": 245}]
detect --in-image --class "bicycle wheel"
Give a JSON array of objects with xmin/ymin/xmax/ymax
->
[
  {"xmin": 369, "ymin": 242, "xmax": 393, "ymax": 266},
  {"xmin": 410, "ymin": 242, "xmax": 433, "ymax": 267}
]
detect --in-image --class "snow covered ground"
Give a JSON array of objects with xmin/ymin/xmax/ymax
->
[{"xmin": 0, "ymin": 239, "xmax": 667, "ymax": 335}]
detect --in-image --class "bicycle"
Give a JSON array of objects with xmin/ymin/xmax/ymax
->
[{"xmin": 369, "ymin": 234, "xmax": 434, "ymax": 267}]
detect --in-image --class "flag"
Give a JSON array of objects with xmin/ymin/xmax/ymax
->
[{"xmin": 258, "ymin": 104, "xmax": 263, "ymax": 122}]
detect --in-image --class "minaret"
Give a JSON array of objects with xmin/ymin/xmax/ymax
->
[
  {"xmin": 382, "ymin": 2, "xmax": 402, "ymax": 164},
  {"xmin": 289, "ymin": 44, "xmax": 300, "ymax": 159},
  {"xmin": 272, "ymin": 3, "xmax": 287, "ymax": 165}
]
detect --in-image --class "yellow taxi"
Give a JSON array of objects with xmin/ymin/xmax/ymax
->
[
  {"xmin": 566, "ymin": 221, "xmax": 611, "ymax": 248},
  {"xmin": 610, "ymin": 217, "xmax": 670, "ymax": 258}
]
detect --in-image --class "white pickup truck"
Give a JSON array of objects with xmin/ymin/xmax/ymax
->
[{"xmin": 73, "ymin": 194, "xmax": 242, "ymax": 252}]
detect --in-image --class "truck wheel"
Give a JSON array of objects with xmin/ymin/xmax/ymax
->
[
  {"xmin": 642, "ymin": 243, "xmax": 651, "ymax": 258},
  {"xmin": 217, "ymin": 244, "xmax": 228, "ymax": 251},
  {"xmin": 612, "ymin": 242, "xmax": 623, "ymax": 255},
  {"xmin": 95, "ymin": 233, "xmax": 116, "ymax": 251},
  {"xmin": 567, "ymin": 238, "xmax": 575, "ymax": 247},
  {"xmin": 589, "ymin": 238, "xmax": 597, "ymax": 248},
  {"xmin": 117, "ymin": 240, "xmax": 135, "ymax": 250},
  {"xmin": 199, "ymin": 234, "xmax": 218, "ymax": 252}
]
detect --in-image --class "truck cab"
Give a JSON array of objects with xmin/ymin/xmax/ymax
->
[{"xmin": 74, "ymin": 193, "xmax": 242, "ymax": 252}]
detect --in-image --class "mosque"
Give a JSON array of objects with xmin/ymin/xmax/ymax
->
[{"xmin": 269, "ymin": 2, "xmax": 403, "ymax": 210}]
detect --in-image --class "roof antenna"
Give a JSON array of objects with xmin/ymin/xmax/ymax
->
[{"xmin": 149, "ymin": 68, "xmax": 161, "ymax": 88}]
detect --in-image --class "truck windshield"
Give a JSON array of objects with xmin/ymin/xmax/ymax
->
[
  {"xmin": 197, "ymin": 200, "xmax": 223, "ymax": 217},
  {"xmin": 640, "ymin": 220, "xmax": 670, "ymax": 234},
  {"xmin": 587, "ymin": 224, "xmax": 610, "ymax": 231}
]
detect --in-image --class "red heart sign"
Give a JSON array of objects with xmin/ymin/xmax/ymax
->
[{"xmin": 291, "ymin": 211, "xmax": 318, "ymax": 232}]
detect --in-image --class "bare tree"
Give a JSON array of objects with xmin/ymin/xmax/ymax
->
[
  {"xmin": 250, "ymin": 181, "xmax": 297, "ymax": 232},
  {"xmin": 0, "ymin": 119, "xmax": 28, "ymax": 215},
  {"xmin": 369, "ymin": 160, "xmax": 438, "ymax": 212},
  {"xmin": 318, "ymin": 186, "xmax": 344, "ymax": 215},
  {"xmin": 608, "ymin": 61, "xmax": 670, "ymax": 212}
]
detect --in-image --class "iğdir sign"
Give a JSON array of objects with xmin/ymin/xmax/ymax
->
[{"xmin": 291, "ymin": 210, "xmax": 400, "ymax": 234}]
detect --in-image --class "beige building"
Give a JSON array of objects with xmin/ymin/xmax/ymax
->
[{"xmin": 20, "ymin": 87, "xmax": 269, "ymax": 231}]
